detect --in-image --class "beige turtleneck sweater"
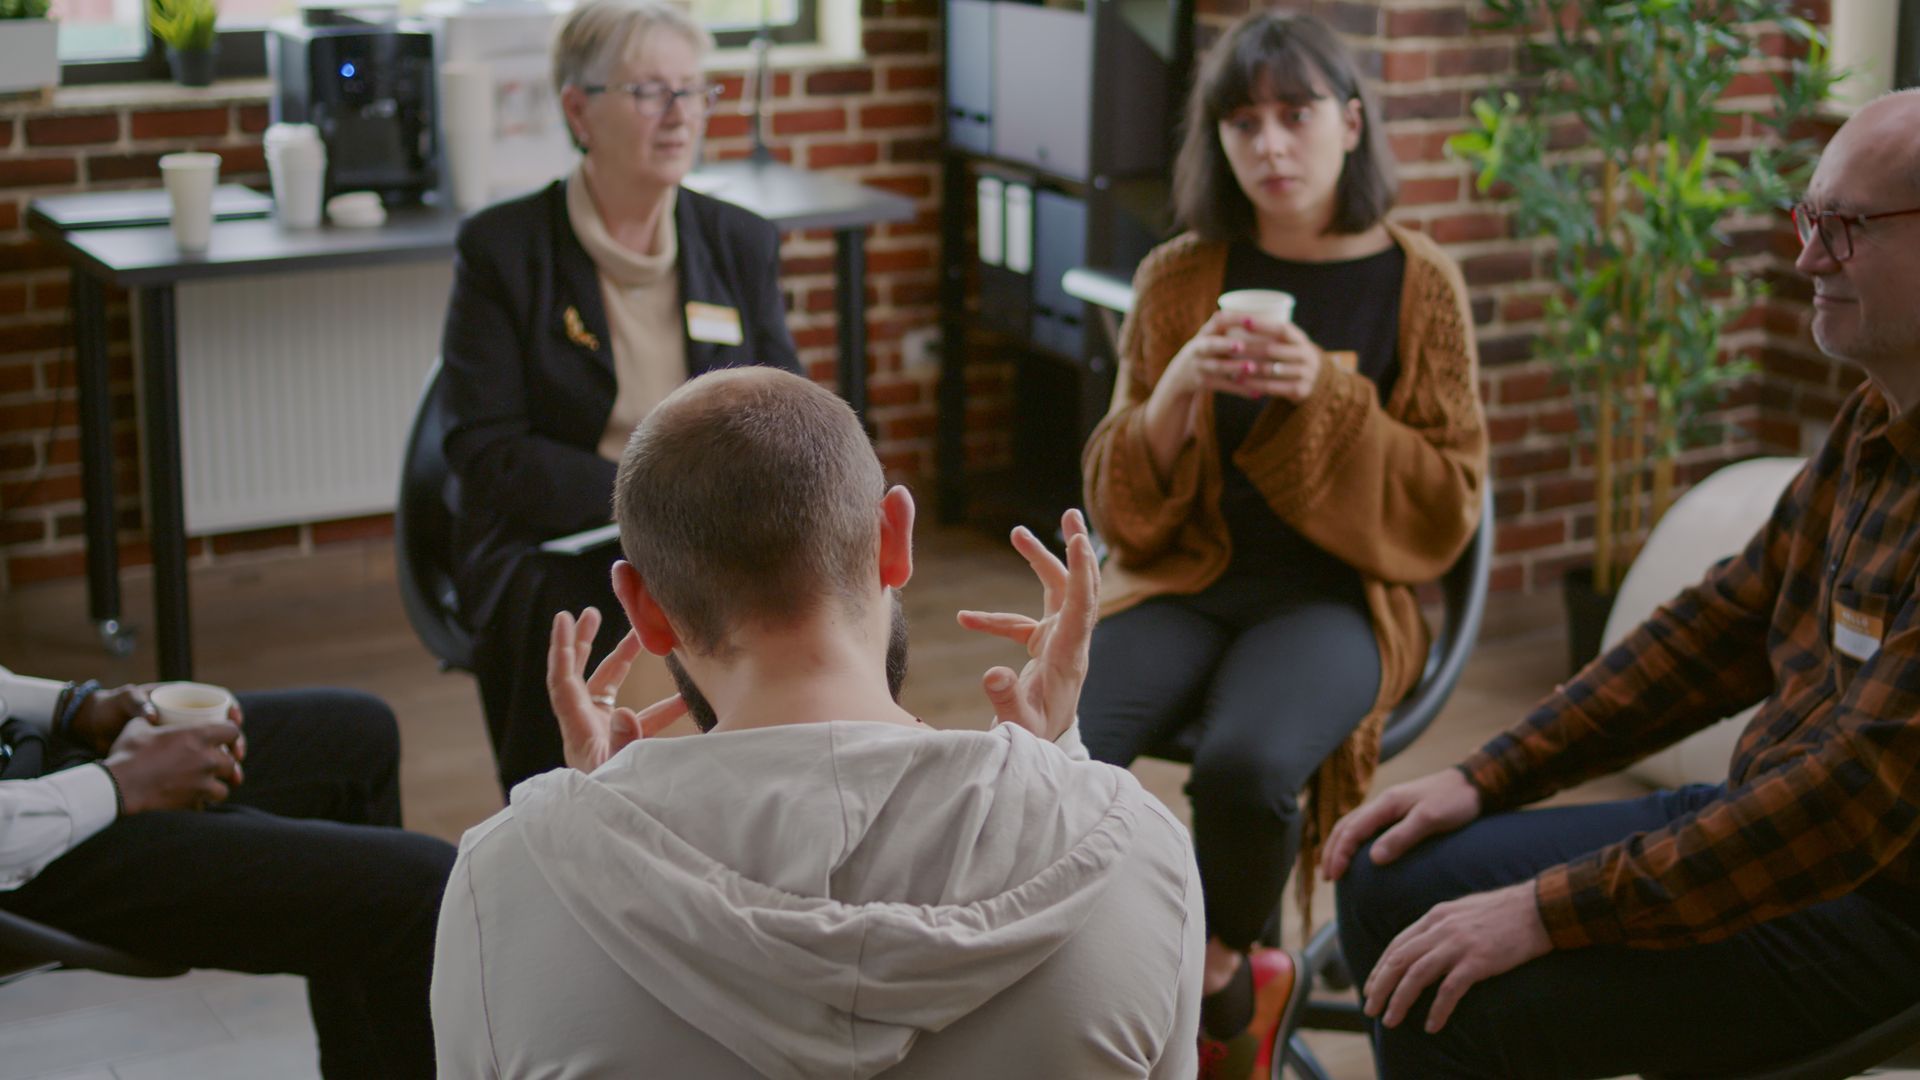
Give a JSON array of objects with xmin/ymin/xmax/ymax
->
[{"xmin": 566, "ymin": 166, "xmax": 688, "ymax": 461}]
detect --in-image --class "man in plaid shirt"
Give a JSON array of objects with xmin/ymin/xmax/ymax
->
[{"xmin": 1324, "ymin": 90, "xmax": 1920, "ymax": 1078}]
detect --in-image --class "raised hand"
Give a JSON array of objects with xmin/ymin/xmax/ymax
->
[
  {"xmin": 955, "ymin": 509, "xmax": 1100, "ymax": 742},
  {"xmin": 546, "ymin": 607, "xmax": 688, "ymax": 773}
]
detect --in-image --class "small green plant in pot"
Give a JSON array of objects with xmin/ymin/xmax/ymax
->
[
  {"xmin": 150, "ymin": 0, "xmax": 219, "ymax": 86},
  {"xmin": 1446, "ymin": 0, "xmax": 1836, "ymax": 669},
  {"xmin": 0, "ymin": 0, "xmax": 59, "ymax": 97}
]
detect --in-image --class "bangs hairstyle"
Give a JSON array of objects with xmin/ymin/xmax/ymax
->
[
  {"xmin": 613, "ymin": 369, "xmax": 886, "ymax": 657},
  {"xmin": 1173, "ymin": 11, "xmax": 1397, "ymax": 241}
]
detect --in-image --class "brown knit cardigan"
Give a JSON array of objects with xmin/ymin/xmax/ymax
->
[{"xmin": 1081, "ymin": 223, "xmax": 1488, "ymax": 912}]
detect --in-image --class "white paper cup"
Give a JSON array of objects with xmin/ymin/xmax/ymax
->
[
  {"xmin": 149, "ymin": 681, "xmax": 234, "ymax": 727},
  {"xmin": 267, "ymin": 138, "xmax": 327, "ymax": 230},
  {"xmin": 1217, "ymin": 288, "xmax": 1296, "ymax": 325},
  {"xmin": 159, "ymin": 152, "xmax": 221, "ymax": 253},
  {"xmin": 439, "ymin": 62, "xmax": 495, "ymax": 213}
]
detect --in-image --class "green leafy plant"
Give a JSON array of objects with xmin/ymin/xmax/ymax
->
[
  {"xmin": 149, "ymin": 0, "xmax": 217, "ymax": 49},
  {"xmin": 0, "ymin": 0, "xmax": 53, "ymax": 19},
  {"xmin": 1449, "ymin": 0, "xmax": 1837, "ymax": 592}
]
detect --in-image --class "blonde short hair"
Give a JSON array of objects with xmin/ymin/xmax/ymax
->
[{"xmin": 552, "ymin": 0, "xmax": 712, "ymax": 142}]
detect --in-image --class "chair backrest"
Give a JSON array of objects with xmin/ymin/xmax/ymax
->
[
  {"xmin": 395, "ymin": 361, "xmax": 475, "ymax": 672},
  {"xmin": 0, "ymin": 908, "xmax": 186, "ymax": 987},
  {"xmin": 1143, "ymin": 496, "xmax": 1492, "ymax": 766}
]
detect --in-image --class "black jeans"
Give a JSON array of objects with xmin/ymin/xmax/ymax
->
[
  {"xmin": 0, "ymin": 689, "xmax": 456, "ymax": 1080},
  {"xmin": 1080, "ymin": 572, "xmax": 1380, "ymax": 949},
  {"xmin": 473, "ymin": 548, "xmax": 631, "ymax": 797},
  {"xmin": 1336, "ymin": 785, "xmax": 1920, "ymax": 1079}
]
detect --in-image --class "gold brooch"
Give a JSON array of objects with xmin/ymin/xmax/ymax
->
[{"xmin": 563, "ymin": 306, "xmax": 601, "ymax": 352}]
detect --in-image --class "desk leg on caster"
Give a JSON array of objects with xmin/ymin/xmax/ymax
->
[{"xmin": 72, "ymin": 270, "xmax": 136, "ymax": 659}]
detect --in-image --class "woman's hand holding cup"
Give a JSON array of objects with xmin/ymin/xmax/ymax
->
[{"xmin": 1196, "ymin": 316, "xmax": 1326, "ymax": 404}]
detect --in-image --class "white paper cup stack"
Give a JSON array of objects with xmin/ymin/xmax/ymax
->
[
  {"xmin": 439, "ymin": 62, "xmax": 495, "ymax": 214},
  {"xmin": 265, "ymin": 123, "xmax": 328, "ymax": 229},
  {"xmin": 159, "ymin": 152, "xmax": 221, "ymax": 252}
]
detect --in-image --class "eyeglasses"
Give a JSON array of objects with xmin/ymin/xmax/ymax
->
[
  {"xmin": 580, "ymin": 81, "xmax": 724, "ymax": 118},
  {"xmin": 1791, "ymin": 201, "xmax": 1920, "ymax": 262}
]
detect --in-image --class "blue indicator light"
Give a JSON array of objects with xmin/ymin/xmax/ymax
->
[{"xmin": 340, "ymin": 62, "xmax": 356, "ymax": 78}]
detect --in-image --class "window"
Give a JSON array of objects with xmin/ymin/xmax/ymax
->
[{"xmin": 56, "ymin": 0, "xmax": 821, "ymax": 78}]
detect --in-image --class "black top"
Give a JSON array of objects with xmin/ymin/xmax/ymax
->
[
  {"xmin": 1214, "ymin": 241, "xmax": 1406, "ymax": 578},
  {"xmin": 439, "ymin": 180, "xmax": 801, "ymax": 631}
]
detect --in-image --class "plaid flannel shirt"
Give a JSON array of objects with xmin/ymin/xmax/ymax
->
[{"xmin": 1462, "ymin": 383, "xmax": 1920, "ymax": 950}]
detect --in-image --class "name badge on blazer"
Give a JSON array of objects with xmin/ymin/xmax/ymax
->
[
  {"xmin": 1833, "ymin": 599, "xmax": 1886, "ymax": 663},
  {"xmin": 686, "ymin": 302, "xmax": 744, "ymax": 346}
]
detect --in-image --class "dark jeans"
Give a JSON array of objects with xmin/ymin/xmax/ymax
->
[
  {"xmin": 0, "ymin": 689, "xmax": 456, "ymax": 1080},
  {"xmin": 1336, "ymin": 785, "xmax": 1920, "ymax": 1079},
  {"xmin": 473, "ymin": 548, "xmax": 630, "ymax": 796},
  {"xmin": 1080, "ymin": 573, "xmax": 1380, "ymax": 949}
]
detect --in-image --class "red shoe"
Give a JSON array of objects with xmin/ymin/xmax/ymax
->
[{"xmin": 1248, "ymin": 948, "xmax": 1309, "ymax": 1077}]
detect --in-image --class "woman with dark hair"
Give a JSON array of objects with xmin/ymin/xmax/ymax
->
[{"xmin": 1079, "ymin": 9, "xmax": 1487, "ymax": 1057}]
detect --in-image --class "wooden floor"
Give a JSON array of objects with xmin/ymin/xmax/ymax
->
[{"xmin": 0, "ymin": 526, "xmax": 1651, "ymax": 1079}]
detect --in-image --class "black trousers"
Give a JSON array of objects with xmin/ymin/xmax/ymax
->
[
  {"xmin": 472, "ymin": 548, "xmax": 631, "ymax": 797},
  {"xmin": 1080, "ymin": 572, "xmax": 1380, "ymax": 949},
  {"xmin": 1336, "ymin": 785, "xmax": 1920, "ymax": 1079},
  {"xmin": 0, "ymin": 689, "xmax": 455, "ymax": 1080}
]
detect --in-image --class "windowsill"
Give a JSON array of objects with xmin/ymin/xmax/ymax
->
[{"xmin": 0, "ymin": 77, "xmax": 274, "ymax": 117}]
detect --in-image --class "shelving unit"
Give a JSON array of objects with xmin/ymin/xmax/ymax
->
[{"xmin": 935, "ymin": 0, "xmax": 1193, "ymax": 530}]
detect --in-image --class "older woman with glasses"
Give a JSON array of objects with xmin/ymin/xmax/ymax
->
[{"xmin": 439, "ymin": 0, "xmax": 799, "ymax": 796}]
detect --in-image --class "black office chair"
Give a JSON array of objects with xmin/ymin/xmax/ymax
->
[
  {"xmin": 1643, "ymin": 1001, "xmax": 1920, "ymax": 1080},
  {"xmin": 0, "ymin": 908, "xmax": 187, "ymax": 988},
  {"xmin": 396, "ymin": 361, "xmax": 475, "ymax": 673}
]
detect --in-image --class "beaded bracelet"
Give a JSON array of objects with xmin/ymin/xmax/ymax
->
[{"xmin": 54, "ymin": 679, "xmax": 101, "ymax": 747}]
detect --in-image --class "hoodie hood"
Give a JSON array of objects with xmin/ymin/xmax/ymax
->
[{"xmin": 509, "ymin": 721, "xmax": 1146, "ymax": 1080}]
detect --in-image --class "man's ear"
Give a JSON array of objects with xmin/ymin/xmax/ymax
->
[
  {"xmin": 877, "ymin": 485, "xmax": 915, "ymax": 590},
  {"xmin": 612, "ymin": 561, "xmax": 679, "ymax": 656}
]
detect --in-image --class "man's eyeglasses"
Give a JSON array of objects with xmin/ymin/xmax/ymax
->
[
  {"xmin": 580, "ymin": 81, "xmax": 724, "ymax": 118},
  {"xmin": 1791, "ymin": 201, "xmax": 1920, "ymax": 262}
]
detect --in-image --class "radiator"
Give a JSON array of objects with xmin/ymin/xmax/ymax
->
[{"xmin": 160, "ymin": 262, "xmax": 454, "ymax": 536}]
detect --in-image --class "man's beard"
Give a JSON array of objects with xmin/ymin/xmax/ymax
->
[{"xmin": 665, "ymin": 591, "xmax": 910, "ymax": 733}]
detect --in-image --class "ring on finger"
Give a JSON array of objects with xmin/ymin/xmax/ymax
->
[{"xmin": 591, "ymin": 693, "xmax": 617, "ymax": 708}]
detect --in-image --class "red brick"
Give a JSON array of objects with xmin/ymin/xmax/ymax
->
[
  {"xmin": 1534, "ymin": 475, "xmax": 1591, "ymax": 512},
  {"xmin": 1429, "ymin": 211, "xmax": 1505, "ymax": 244},
  {"xmin": 0, "ymin": 118, "xmax": 11, "ymax": 150},
  {"xmin": 1477, "ymin": 333, "xmax": 1536, "ymax": 367},
  {"xmin": 863, "ymin": 28, "xmax": 930, "ymax": 54},
  {"xmin": 1, "ymin": 471, "xmax": 82, "ymax": 508},
  {"xmin": 201, "ymin": 144, "xmax": 266, "ymax": 176},
  {"xmin": 772, "ymin": 108, "xmax": 847, "ymax": 136},
  {"xmin": 867, "ymin": 379, "xmax": 922, "ymax": 408},
  {"xmin": 0, "ymin": 319, "xmax": 66, "ymax": 353},
  {"xmin": 0, "ymin": 518, "xmax": 45, "ymax": 545},
  {"xmin": 715, "ymin": 74, "xmax": 746, "ymax": 102},
  {"xmin": 1386, "ymin": 6, "xmax": 1472, "ymax": 37},
  {"xmin": 1536, "ymin": 407, "xmax": 1579, "ymax": 436},
  {"xmin": 781, "ymin": 254, "xmax": 836, "ymax": 276},
  {"xmin": 1433, "ymin": 45, "xmax": 1510, "ymax": 78},
  {"xmin": 0, "ymin": 283, "xmax": 26, "ymax": 318},
  {"xmin": 1495, "ymin": 444, "xmax": 1572, "ymax": 479},
  {"xmin": 891, "ymin": 278, "xmax": 938, "ymax": 305},
  {"xmin": 1462, "ymin": 250, "xmax": 1534, "ymax": 286},
  {"xmin": 1500, "ymin": 293, "xmax": 1547, "ymax": 323},
  {"xmin": 88, "ymin": 153, "xmax": 165, "ymax": 183},
  {"xmin": 805, "ymin": 69, "xmax": 874, "ymax": 96},
  {"xmin": 864, "ymin": 174, "xmax": 932, "ymax": 199},
  {"xmin": 8, "ymin": 549, "xmax": 87, "ymax": 586},
  {"xmin": 238, "ymin": 105, "xmax": 271, "ymax": 134},
  {"xmin": 130, "ymin": 108, "xmax": 229, "ymax": 140},
  {"xmin": 210, "ymin": 524, "xmax": 302, "ymax": 556},
  {"xmin": 705, "ymin": 114, "xmax": 751, "ymax": 140},
  {"xmin": 792, "ymin": 326, "xmax": 837, "ymax": 350},
  {"xmin": 1389, "ymin": 130, "xmax": 1458, "ymax": 164},
  {"xmin": 868, "ymin": 246, "xmax": 932, "ymax": 273},
  {"xmin": 1381, "ymin": 50, "xmax": 1429, "ymax": 82},
  {"xmin": 1497, "ymin": 518, "xmax": 1567, "ymax": 558},
  {"xmin": 1488, "ymin": 563, "xmax": 1525, "ymax": 593},
  {"xmin": 0, "ymin": 200, "xmax": 17, "ymax": 231},
  {"xmin": 807, "ymin": 141, "xmax": 880, "ymax": 169},
  {"xmin": 885, "ymin": 64, "xmax": 939, "ymax": 91},
  {"xmin": 312, "ymin": 513, "xmax": 394, "ymax": 545},
  {"xmin": 1498, "ymin": 368, "xmax": 1562, "ymax": 405},
  {"xmin": 1397, "ymin": 176, "xmax": 1459, "ymax": 206},
  {"xmin": 0, "ymin": 157, "xmax": 79, "ymax": 189},
  {"xmin": 25, "ymin": 114, "xmax": 119, "ymax": 147},
  {"xmin": 1723, "ymin": 72, "xmax": 1775, "ymax": 100},
  {"xmin": 1383, "ymin": 89, "xmax": 1463, "ymax": 122},
  {"xmin": 1485, "ymin": 414, "xmax": 1528, "ymax": 443},
  {"xmin": 0, "ymin": 358, "xmax": 33, "ymax": 393},
  {"xmin": 31, "ymin": 279, "xmax": 67, "ymax": 312},
  {"xmin": 860, "ymin": 102, "xmax": 937, "ymax": 130}
]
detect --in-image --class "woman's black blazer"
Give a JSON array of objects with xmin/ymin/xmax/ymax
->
[{"xmin": 439, "ymin": 179, "xmax": 801, "ymax": 631}]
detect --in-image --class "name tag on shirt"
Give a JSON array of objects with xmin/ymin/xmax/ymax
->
[
  {"xmin": 686, "ymin": 302, "xmax": 744, "ymax": 346},
  {"xmin": 1833, "ymin": 601, "xmax": 1886, "ymax": 663}
]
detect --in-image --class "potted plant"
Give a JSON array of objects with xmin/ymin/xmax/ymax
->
[
  {"xmin": 1447, "ymin": 0, "xmax": 1836, "ymax": 670},
  {"xmin": 149, "ymin": 0, "xmax": 218, "ymax": 87},
  {"xmin": 0, "ymin": 0, "xmax": 58, "ymax": 98}
]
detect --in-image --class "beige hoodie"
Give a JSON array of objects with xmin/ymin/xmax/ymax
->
[{"xmin": 431, "ymin": 721, "xmax": 1202, "ymax": 1079}]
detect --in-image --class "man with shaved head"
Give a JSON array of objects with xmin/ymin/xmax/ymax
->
[
  {"xmin": 430, "ymin": 368, "xmax": 1204, "ymax": 1078},
  {"xmin": 1323, "ymin": 90, "xmax": 1920, "ymax": 1077}
]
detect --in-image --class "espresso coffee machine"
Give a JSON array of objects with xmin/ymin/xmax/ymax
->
[{"xmin": 270, "ymin": 7, "xmax": 438, "ymax": 205}]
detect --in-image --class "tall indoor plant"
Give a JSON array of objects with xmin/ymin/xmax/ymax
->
[
  {"xmin": 1448, "ymin": 0, "xmax": 1835, "ymax": 663},
  {"xmin": 0, "ymin": 0, "xmax": 58, "ymax": 97},
  {"xmin": 149, "ymin": 0, "xmax": 219, "ymax": 86}
]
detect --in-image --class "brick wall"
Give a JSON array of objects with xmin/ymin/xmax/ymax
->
[
  {"xmin": 1187, "ymin": 0, "xmax": 1841, "ymax": 593},
  {"xmin": 0, "ymin": 2, "xmax": 949, "ymax": 592}
]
